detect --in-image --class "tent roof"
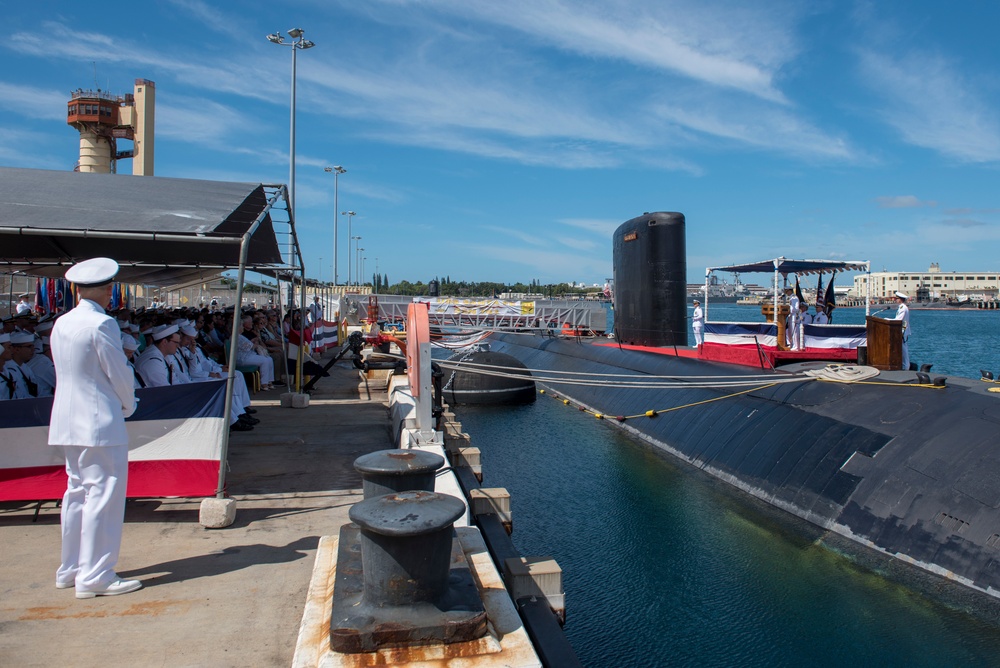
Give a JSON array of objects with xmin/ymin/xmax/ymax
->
[
  {"xmin": 708, "ymin": 257, "xmax": 869, "ymax": 276},
  {"xmin": 0, "ymin": 167, "xmax": 287, "ymax": 285}
]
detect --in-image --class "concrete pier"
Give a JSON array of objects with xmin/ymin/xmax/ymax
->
[{"xmin": 0, "ymin": 353, "xmax": 391, "ymax": 666}]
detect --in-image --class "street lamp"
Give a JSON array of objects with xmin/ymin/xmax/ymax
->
[
  {"xmin": 351, "ymin": 237, "xmax": 362, "ymax": 285},
  {"xmin": 342, "ymin": 211, "xmax": 357, "ymax": 284},
  {"xmin": 324, "ymin": 165, "xmax": 346, "ymax": 285},
  {"xmin": 361, "ymin": 256, "xmax": 367, "ymax": 286},
  {"xmin": 267, "ymin": 28, "xmax": 316, "ymax": 262}
]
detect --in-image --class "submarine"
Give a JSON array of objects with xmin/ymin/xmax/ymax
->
[{"xmin": 483, "ymin": 212, "xmax": 1000, "ymax": 604}]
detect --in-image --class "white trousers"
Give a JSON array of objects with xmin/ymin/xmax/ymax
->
[
  {"xmin": 692, "ymin": 324, "xmax": 704, "ymax": 346},
  {"xmin": 57, "ymin": 444, "xmax": 129, "ymax": 591},
  {"xmin": 238, "ymin": 352, "xmax": 274, "ymax": 385}
]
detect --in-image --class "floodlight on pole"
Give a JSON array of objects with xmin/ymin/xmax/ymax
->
[
  {"xmin": 267, "ymin": 27, "xmax": 315, "ymax": 264},
  {"xmin": 342, "ymin": 211, "xmax": 357, "ymax": 284},
  {"xmin": 325, "ymin": 165, "xmax": 346, "ymax": 285}
]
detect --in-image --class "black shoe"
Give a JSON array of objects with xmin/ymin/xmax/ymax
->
[
  {"xmin": 244, "ymin": 407, "xmax": 257, "ymax": 414},
  {"xmin": 239, "ymin": 414, "xmax": 260, "ymax": 425},
  {"xmin": 230, "ymin": 419, "xmax": 254, "ymax": 432},
  {"xmin": 272, "ymin": 381, "xmax": 286, "ymax": 387}
]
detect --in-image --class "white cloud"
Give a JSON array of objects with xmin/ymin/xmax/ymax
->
[
  {"xmin": 857, "ymin": 49, "xmax": 1000, "ymax": 163},
  {"xmin": 371, "ymin": 0, "xmax": 801, "ymax": 101},
  {"xmin": 875, "ymin": 195, "xmax": 936, "ymax": 209},
  {"xmin": 0, "ymin": 82, "xmax": 70, "ymax": 121}
]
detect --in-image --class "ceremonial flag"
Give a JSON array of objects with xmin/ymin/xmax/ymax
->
[
  {"xmin": 816, "ymin": 274, "xmax": 825, "ymax": 309},
  {"xmin": 33, "ymin": 278, "xmax": 43, "ymax": 314}
]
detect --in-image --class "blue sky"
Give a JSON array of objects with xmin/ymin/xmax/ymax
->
[{"xmin": 3, "ymin": 1, "xmax": 1000, "ymax": 286}]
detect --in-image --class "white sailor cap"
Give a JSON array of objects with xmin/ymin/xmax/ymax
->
[
  {"xmin": 35, "ymin": 320, "xmax": 54, "ymax": 334},
  {"xmin": 121, "ymin": 333, "xmax": 139, "ymax": 351},
  {"xmin": 0, "ymin": 332, "xmax": 9, "ymax": 346},
  {"xmin": 65, "ymin": 257, "xmax": 119, "ymax": 286},
  {"xmin": 128, "ymin": 323, "xmax": 140, "ymax": 333},
  {"xmin": 894, "ymin": 291, "xmax": 908, "ymax": 300},
  {"xmin": 180, "ymin": 325, "xmax": 198, "ymax": 337},
  {"xmin": 10, "ymin": 331, "xmax": 35, "ymax": 345},
  {"xmin": 117, "ymin": 319, "xmax": 131, "ymax": 330},
  {"xmin": 151, "ymin": 324, "xmax": 179, "ymax": 341}
]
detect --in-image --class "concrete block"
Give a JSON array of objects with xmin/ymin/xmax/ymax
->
[
  {"xmin": 458, "ymin": 446, "xmax": 480, "ymax": 467},
  {"xmin": 470, "ymin": 487, "xmax": 512, "ymax": 533},
  {"xmin": 470, "ymin": 488, "xmax": 510, "ymax": 516},
  {"xmin": 503, "ymin": 556, "xmax": 565, "ymax": 623},
  {"xmin": 280, "ymin": 392, "xmax": 295, "ymax": 407},
  {"xmin": 291, "ymin": 393, "xmax": 310, "ymax": 408},
  {"xmin": 199, "ymin": 497, "xmax": 237, "ymax": 529}
]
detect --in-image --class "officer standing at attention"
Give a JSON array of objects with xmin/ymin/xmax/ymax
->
[
  {"xmin": 893, "ymin": 291, "xmax": 911, "ymax": 370},
  {"xmin": 691, "ymin": 299, "xmax": 704, "ymax": 347},
  {"xmin": 48, "ymin": 258, "xmax": 141, "ymax": 599}
]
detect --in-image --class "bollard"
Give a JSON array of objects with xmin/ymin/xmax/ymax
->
[
  {"xmin": 350, "ymin": 490, "xmax": 465, "ymax": 606},
  {"xmin": 354, "ymin": 449, "xmax": 445, "ymax": 499},
  {"xmin": 330, "ymin": 490, "xmax": 488, "ymax": 653}
]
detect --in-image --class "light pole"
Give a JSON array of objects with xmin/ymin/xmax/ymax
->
[
  {"xmin": 324, "ymin": 165, "xmax": 346, "ymax": 285},
  {"xmin": 361, "ymin": 256, "xmax": 367, "ymax": 286},
  {"xmin": 352, "ymin": 237, "xmax": 362, "ymax": 285},
  {"xmin": 267, "ymin": 28, "xmax": 315, "ymax": 262},
  {"xmin": 342, "ymin": 211, "xmax": 357, "ymax": 284}
]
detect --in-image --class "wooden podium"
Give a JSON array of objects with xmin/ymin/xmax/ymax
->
[
  {"xmin": 762, "ymin": 303, "xmax": 791, "ymax": 350},
  {"xmin": 866, "ymin": 316, "xmax": 903, "ymax": 370}
]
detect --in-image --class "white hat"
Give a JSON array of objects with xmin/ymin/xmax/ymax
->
[
  {"xmin": 128, "ymin": 323, "xmax": 140, "ymax": 333},
  {"xmin": 10, "ymin": 331, "xmax": 35, "ymax": 345},
  {"xmin": 117, "ymin": 319, "xmax": 131, "ymax": 330},
  {"xmin": 151, "ymin": 324, "xmax": 179, "ymax": 341},
  {"xmin": 65, "ymin": 257, "xmax": 119, "ymax": 286},
  {"xmin": 180, "ymin": 325, "xmax": 198, "ymax": 337},
  {"xmin": 0, "ymin": 332, "xmax": 10, "ymax": 345},
  {"xmin": 121, "ymin": 333, "xmax": 139, "ymax": 351},
  {"xmin": 35, "ymin": 320, "xmax": 54, "ymax": 333},
  {"xmin": 692, "ymin": 299, "xmax": 700, "ymax": 304},
  {"xmin": 894, "ymin": 291, "xmax": 908, "ymax": 300}
]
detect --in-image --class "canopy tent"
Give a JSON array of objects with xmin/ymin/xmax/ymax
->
[
  {"xmin": 0, "ymin": 166, "xmax": 304, "ymax": 500},
  {"xmin": 704, "ymin": 256, "xmax": 872, "ymax": 317},
  {"xmin": 707, "ymin": 258, "xmax": 870, "ymax": 277},
  {"xmin": 0, "ymin": 167, "xmax": 287, "ymax": 285}
]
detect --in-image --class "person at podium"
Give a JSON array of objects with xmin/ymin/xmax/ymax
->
[{"xmin": 893, "ymin": 291, "xmax": 911, "ymax": 369}]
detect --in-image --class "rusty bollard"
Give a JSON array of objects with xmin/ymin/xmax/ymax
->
[
  {"xmin": 354, "ymin": 449, "xmax": 445, "ymax": 499},
  {"xmin": 330, "ymin": 490, "xmax": 487, "ymax": 653}
]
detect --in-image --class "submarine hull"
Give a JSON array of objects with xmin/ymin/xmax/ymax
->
[{"xmin": 487, "ymin": 331, "xmax": 1000, "ymax": 602}]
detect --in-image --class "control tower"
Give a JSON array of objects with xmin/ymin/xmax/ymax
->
[{"xmin": 67, "ymin": 79, "xmax": 155, "ymax": 175}]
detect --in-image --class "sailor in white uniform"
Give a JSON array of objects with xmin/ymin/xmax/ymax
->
[
  {"xmin": 691, "ymin": 299, "xmax": 704, "ymax": 347},
  {"xmin": 48, "ymin": 257, "xmax": 141, "ymax": 599},
  {"xmin": 0, "ymin": 333, "xmax": 12, "ymax": 400},
  {"xmin": 894, "ymin": 291, "xmax": 911, "ymax": 370},
  {"xmin": 4, "ymin": 330, "xmax": 39, "ymax": 398},
  {"xmin": 785, "ymin": 287, "xmax": 801, "ymax": 349},
  {"xmin": 178, "ymin": 324, "xmax": 257, "ymax": 428},
  {"xmin": 26, "ymin": 322, "xmax": 57, "ymax": 397},
  {"xmin": 135, "ymin": 325, "xmax": 186, "ymax": 387}
]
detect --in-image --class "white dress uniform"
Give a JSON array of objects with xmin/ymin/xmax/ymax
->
[
  {"xmin": 691, "ymin": 303, "xmax": 704, "ymax": 347},
  {"xmin": 787, "ymin": 293, "xmax": 801, "ymax": 348},
  {"xmin": 182, "ymin": 341, "xmax": 250, "ymax": 425},
  {"xmin": 235, "ymin": 331, "xmax": 275, "ymax": 386},
  {"xmin": 135, "ymin": 342, "xmax": 182, "ymax": 387},
  {"xmin": 894, "ymin": 293, "xmax": 911, "ymax": 370},
  {"xmin": 4, "ymin": 359, "xmax": 37, "ymax": 398},
  {"xmin": 48, "ymin": 261, "xmax": 138, "ymax": 598},
  {"xmin": 25, "ymin": 349, "xmax": 56, "ymax": 397}
]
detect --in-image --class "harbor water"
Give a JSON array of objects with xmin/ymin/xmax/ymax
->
[{"xmin": 457, "ymin": 304, "xmax": 1000, "ymax": 667}]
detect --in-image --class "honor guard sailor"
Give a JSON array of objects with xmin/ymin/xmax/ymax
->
[{"xmin": 48, "ymin": 257, "xmax": 142, "ymax": 599}]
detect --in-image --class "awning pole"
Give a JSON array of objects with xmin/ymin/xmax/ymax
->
[{"xmin": 216, "ymin": 186, "xmax": 283, "ymax": 498}]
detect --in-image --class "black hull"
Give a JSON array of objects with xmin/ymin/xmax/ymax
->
[{"xmin": 488, "ymin": 332, "xmax": 1000, "ymax": 601}]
